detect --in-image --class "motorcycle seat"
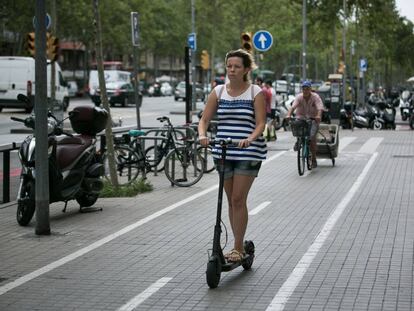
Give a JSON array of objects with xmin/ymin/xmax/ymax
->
[{"xmin": 56, "ymin": 135, "xmax": 94, "ymax": 170}]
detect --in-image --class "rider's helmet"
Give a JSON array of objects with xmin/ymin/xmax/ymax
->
[{"xmin": 301, "ymin": 80, "xmax": 312, "ymax": 88}]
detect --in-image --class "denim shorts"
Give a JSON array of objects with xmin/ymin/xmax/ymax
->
[{"xmin": 214, "ymin": 159, "xmax": 262, "ymax": 180}]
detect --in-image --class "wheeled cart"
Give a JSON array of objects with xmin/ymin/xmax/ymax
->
[{"xmin": 316, "ymin": 124, "xmax": 339, "ymax": 166}]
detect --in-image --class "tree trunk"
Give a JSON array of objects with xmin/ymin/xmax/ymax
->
[{"xmin": 92, "ymin": 0, "xmax": 119, "ymax": 187}]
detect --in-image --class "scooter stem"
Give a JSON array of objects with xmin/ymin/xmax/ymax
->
[{"xmin": 212, "ymin": 142, "xmax": 227, "ymax": 256}]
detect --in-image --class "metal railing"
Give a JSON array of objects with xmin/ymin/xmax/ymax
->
[{"xmin": 1, "ymin": 142, "xmax": 21, "ymax": 204}]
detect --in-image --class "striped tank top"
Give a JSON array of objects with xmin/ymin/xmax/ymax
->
[{"xmin": 212, "ymin": 84, "xmax": 267, "ymax": 161}]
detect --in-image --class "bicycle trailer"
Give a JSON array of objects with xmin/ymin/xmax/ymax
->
[{"xmin": 316, "ymin": 123, "xmax": 339, "ymax": 166}]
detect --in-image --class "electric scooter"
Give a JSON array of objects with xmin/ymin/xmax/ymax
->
[{"xmin": 206, "ymin": 138, "xmax": 255, "ymax": 289}]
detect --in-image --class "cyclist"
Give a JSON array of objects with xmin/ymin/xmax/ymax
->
[{"xmin": 286, "ymin": 80, "xmax": 323, "ymax": 168}]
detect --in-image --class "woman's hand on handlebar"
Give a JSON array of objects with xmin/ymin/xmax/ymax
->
[{"xmin": 239, "ymin": 138, "xmax": 252, "ymax": 148}]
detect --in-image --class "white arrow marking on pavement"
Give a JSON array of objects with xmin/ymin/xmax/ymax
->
[
  {"xmin": 259, "ymin": 33, "xmax": 267, "ymax": 49},
  {"xmin": 266, "ymin": 152, "xmax": 378, "ymax": 311},
  {"xmin": 0, "ymin": 150, "xmax": 288, "ymax": 296},
  {"xmin": 249, "ymin": 201, "xmax": 271, "ymax": 215},
  {"xmin": 117, "ymin": 277, "xmax": 172, "ymax": 311},
  {"xmin": 358, "ymin": 137, "xmax": 383, "ymax": 154},
  {"xmin": 338, "ymin": 136, "xmax": 356, "ymax": 152}
]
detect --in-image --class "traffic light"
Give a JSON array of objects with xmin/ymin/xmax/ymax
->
[
  {"xmin": 201, "ymin": 50, "xmax": 210, "ymax": 70},
  {"xmin": 47, "ymin": 32, "xmax": 59, "ymax": 62},
  {"xmin": 241, "ymin": 32, "xmax": 253, "ymax": 54},
  {"xmin": 27, "ymin": 32, "xmax": 35, "ymax": 57},
  {"xmin": 338, "ymin": 61, "xmax": 345, "ymax": 74}
]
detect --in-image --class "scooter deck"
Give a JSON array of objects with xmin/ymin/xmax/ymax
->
[{"xmin": 221, "ymin": 254, "xmax": 253, "ymax": 272}]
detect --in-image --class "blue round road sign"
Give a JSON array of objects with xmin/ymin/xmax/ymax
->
[
  {"xmin": 253, "ymin": 30, "xmax": 273, "ymax": 52},
  {"xmin": 33, "ymin": 13, "xmax": 52, "ymax": 30}
]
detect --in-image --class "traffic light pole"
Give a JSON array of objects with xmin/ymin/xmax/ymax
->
[
  {"xmin": 191, "ymin": 0, "xmax": 196, "ymax": 112},
  {"xmin": 51, "ymin": 0, "xmax": 56, "ymax": 103},
  {"xmin": 185, "ymin": 46, "xmax": 191, "ymax": 125},
  {"xmin": 35, "ymin": 0, "xmax": 51, "ymax": 235}
]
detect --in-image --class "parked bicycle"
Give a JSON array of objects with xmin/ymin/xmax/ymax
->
[
  {"xmin": 103, "ymin": 127, "xmax": 206, "ymax": 187},
  {"xmin": 290, "ymin": 118, "xmax": 313, "ymax": 176},
  {"xmin": 144, "ymin": 116, "xmax": 214, "ymax": 173}
]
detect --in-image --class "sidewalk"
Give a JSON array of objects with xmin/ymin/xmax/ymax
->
[{"xmin": 0, "ymin": 129, "xmax": 413, "ymax": 311}]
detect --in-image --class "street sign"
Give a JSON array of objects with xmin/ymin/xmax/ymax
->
[
  {"xmin": 187, "ymin": 33, "xmax": 196, "ymax": 51},
  {"xmin": 359, "ymin": 58, "xmax": 368, "ymax": 72},
  {"xmin": 33, "ymin": 13, "xmax": 51, "ymax": 30},
  {"xmin": 131, "ymin": 12, "xmax": 140, "ymax": 47},
  {"xmin": 253, "ymin": 30, "xmax": 273, "ymax": 52}
]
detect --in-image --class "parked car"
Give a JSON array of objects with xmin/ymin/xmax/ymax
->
[
  {"xmin": 160, "ymin": 82, "xmax": 173, "ymax": 96},
  {"xmin": 67, "ymin": 80, "xmax": 79, "ymax": 97},
  {"xmin": 92, "ymin": 81, "xmax": 134, "ymax": 107},
  {"xmin": 88, "ymin": 70, "xmax": 130, "ymax": 97},
  {"xmin": 174, "ymin": 81, "xmax": 205, "ymax": 102},
  {"xmin": 147, "ymin": 82, "xmax": 162, "ymax": 97}
]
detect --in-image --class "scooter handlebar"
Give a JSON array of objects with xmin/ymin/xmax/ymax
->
[{"xmin": 207, "ymin": 138, "xmax": 241, "ymax": 147}]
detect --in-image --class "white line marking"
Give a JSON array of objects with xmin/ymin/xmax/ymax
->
[
  {"xmin": 0, "ymin": 187, "xmax": 216, "ymax": 296},
  {"xmin": 0, "ymin": 150, "xmax": 287, "ymax": 296},
  {"xmin": 266, "ymin": 152, "xmax": 378, "ymax": 311},
  {"xmin": 358, "ymin": 137, "xmax": 383, "ymax": 154},
  {"xmin": 117, "ymin": 277, "xmax": 172, "ymax": 311},
  {"xmin": 338, "ymin": 136, "xmax": 356, "ymax": 152},
  {"xmin": 265, "ymin": 150, "xmax": 287, "ymax": 163},
  {"xmin": 249, "ymin": 201, "xmax": 271, "ymax": 215}
]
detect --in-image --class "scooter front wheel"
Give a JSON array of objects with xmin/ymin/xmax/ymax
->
[
  {"xmin": 206, "ymin": 256, "xmax": 221, "ymax": 288},
  {"xmin": 16, "ymin": 180, "xmax": 35, "ymax": 226},
  {"xmin": 242, "ymin": 240, "xmax": 255, "ymax": 270}
]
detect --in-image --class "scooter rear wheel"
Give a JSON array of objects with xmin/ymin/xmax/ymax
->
[
  {"xmin": 206, "ymin": 256, "xmax": 221, "ymax": 288},
  {"xmin": 76, "ymin": 193, "xmax": 99, "ymax": 207}
]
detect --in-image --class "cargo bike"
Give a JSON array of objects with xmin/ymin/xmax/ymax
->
[{"xmin": 290, "ymin": 118, "xmax": 339, "ymax": 175}]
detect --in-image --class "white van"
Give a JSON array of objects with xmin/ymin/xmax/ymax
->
[
  {"xmin": 88, "ymin": 70, "xmax": 131, "ymax": 96},
  {"xmin": 0, "ymin": 56, "xmax": 69, "ymax": 113}
]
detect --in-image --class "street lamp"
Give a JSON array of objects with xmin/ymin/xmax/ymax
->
[{"xmin": 302, "ymin": 0, "xmax": 307, "ymax": 81}]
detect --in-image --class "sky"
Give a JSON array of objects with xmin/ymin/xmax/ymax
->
[{"xmin": 395, "ymin": 0, "xmax": 414, "ymax": 23}]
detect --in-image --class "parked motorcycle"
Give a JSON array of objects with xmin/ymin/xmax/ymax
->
[
  {"xmin": 399, "ymin": 90, "xmax": 412, "ymax": 121},
  {"xmin": 375, "ymin": 98, "xmax": 396, "ymax": 130},
  {"xmin": 11, "ymin": 94, "xmax": 108, "ymax": 226},
  {"xmin": 340, "ymin": 102, "xmax": 369, "ymax": 129}
]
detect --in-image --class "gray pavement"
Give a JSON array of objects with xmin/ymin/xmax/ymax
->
[{"xmin": 0, "ymin": 127, "xmax": 413, "ymax": 310}]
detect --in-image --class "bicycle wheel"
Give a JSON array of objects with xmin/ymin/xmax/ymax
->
[
  {"xmin": 197, "ymin": 146, "xmax": 215, "ymax": 173},
  {"xmin": 164, "ymin": 147, "xmax": 204, "ymax": 187},
  {"xmin": 104, "ymin": 145, "xmax": 141, "ymax": 186},
  {"xmin": 297, "ymin": 139, "xmax": 305, "ymax": 176},
  {"xmin": 145, "ymin": 145, "xmax": 166, "ymax": 172}
]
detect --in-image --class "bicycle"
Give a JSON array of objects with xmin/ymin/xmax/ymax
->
[
  {"xmin": 289, "ymin": 118, "xmax": 313, "ymax": 176},
  {"xmin": 102, "ymin": 132, "xmax": 150, "ymax": 186},
  {"xmin": 104, "ymin": 128, "xmax": 206, "ymax": 187},
  {"xmin": 144, "ymin": 116, "xmax": 215, "ymax": 174}
]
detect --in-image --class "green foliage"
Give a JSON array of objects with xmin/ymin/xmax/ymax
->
[
  {"xmin": 100, "ymin": 179, "xmax": 153, "ymax": 198},
  {"xmin": 2, "ymin": 0, "xmax": 414, "ymax": 84}
]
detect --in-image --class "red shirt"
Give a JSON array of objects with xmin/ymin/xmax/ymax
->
[{"xmin": 262, "ymin": 87, "xmax": 272, "ymax": 114}]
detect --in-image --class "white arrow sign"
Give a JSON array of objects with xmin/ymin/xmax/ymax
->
[
  {"xmin": 258, "ymin": 34, "xmax": 269, "ymax": 49},
  {"xmin": 253, "ymin": 30, "xmax": 273, "ymax": 52}
]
